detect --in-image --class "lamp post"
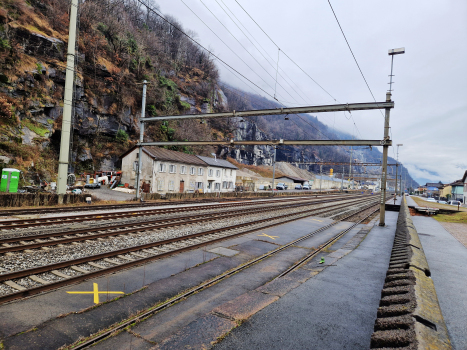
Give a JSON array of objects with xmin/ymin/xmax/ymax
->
[{"xmin": 380, "ymin": 47, "xmax": 405, "ymax": 226}]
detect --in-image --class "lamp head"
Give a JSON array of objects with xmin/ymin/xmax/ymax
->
[{"xmin": 388, "ymin": 47, "xmax": 405, "ymax": 55}]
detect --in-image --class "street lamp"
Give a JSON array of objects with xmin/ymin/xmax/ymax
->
[
  {"xmin": 396, "ymin": 144, "xmax": 403, "ymax": 196},
  {"xmin": 388, "ymin": 48, "xmax": 405, "ymax": 93}
]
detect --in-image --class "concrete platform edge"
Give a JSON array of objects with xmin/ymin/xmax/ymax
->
[{"xmin": 371, "ymin": 197, "xmax": 452, "ymax": 350}]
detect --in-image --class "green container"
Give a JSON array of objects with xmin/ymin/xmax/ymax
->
[{"xmin": 0, "ymin": 168, "xmax": 21, "ymax": 193}]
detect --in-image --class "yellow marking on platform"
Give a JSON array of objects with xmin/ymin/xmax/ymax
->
[
  {"xmin": 257, "ymin": 233, "xmax": 279, "ymax": 240},
  {"xmin": 66, "ymin": 283, "xmax": 123, "ymax": 304},
  {"xmin": 311, "ymin": 219, "xmax": 323, "ymax": 222},
  {"xmin": 95, "ymin": 216, "xmax": 103, "ymax": 218}
]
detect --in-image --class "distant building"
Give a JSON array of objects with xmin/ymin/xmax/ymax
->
[
  {"xmin": 276, "ymin": 175, "xmax": 309, "ymax": 185},
  {"xmin": 425, "ymin": 182, "xmax": 444, "ymax": 198},
  {"xmin": 462, "ymin": 171, "xmax": 467, "ymax": 203},
  {"xmin": 196, "ymin": 156, "xmax": 237, "ymax": 193},
  {"xmin": 449, "ymin": 180, "xmax": 463, "ymax": 201},
  {"xmin": 120, "ymin": 146, "xmax": 237, "ymax": 193}
]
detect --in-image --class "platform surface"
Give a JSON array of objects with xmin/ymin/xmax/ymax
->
[
  {"xmin": 412, "ymin": 216, "xmax": 467, "ymax": 350},
  {"xmin": 213, "ymin": 212, "xmax": 399, "ymax": 350}
]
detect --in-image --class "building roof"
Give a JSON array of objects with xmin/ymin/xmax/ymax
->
[
  {"xmin": 120, "ymin": 146, "xmax": 206, "ymax": 166},
  {"xmin": 425, "ymin": 182, "xmax": 444, "ymax": 188},
  {"xmin": 449, "ymin": 180, "xmax": 463, "ymax": 186},
  {"xmin": 462, "ymin": 170, "xmax": 467, "ymax": 183},
  {"xmin": 277, "ymin": 175, "xmax": 309, "ymax": 182},
  {"xmin": 196, "ymin": 156, "xmax": 238, "ymax": 169}
]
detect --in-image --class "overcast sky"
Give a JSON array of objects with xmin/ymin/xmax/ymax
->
[{"xmin": 156, "ymin": 0, "xmax": 467, "ymax": 185}]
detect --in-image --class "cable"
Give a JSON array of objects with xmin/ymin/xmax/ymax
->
[
  {"xmin": 235, "ymin": 0, "xmax": 337, "ymax": 102},
  {"xmin": 326, "ymin": 0, "xmax": 383, "ymax": 117},
  {"xmin": 135, "ymin": 0, "xmax": 277, "ymax": 101},
  {"xmin": 218, "ymin": 0, "xmax": 310, "ymax": 104}
]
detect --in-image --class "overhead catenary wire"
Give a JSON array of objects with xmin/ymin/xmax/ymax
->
[
  {"xmin": 134, "ymin": 0, "xmax": 277, "ymax": 101},
  {"xmin": 326, "ymin": 0, "xmax": 384, "ymax": 119},
  {"xmin": 218, "ymin": 0, "xmax": 311, "ymax": 105},
  {"xmin": 234, "ymin": 0, "xmax": 337, "ymax": 102},
  {"xmin": 196, "ymin": 0, "xmax": 303, "ymax": 107}
]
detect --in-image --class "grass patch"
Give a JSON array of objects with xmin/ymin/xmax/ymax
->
[
  {"xmin": 411, "ymin": 196, "xmax": 467, "ymax": 212},
  {"xmin": 22, "ymin": 119, "xmax": 49, "ymax": 137},
  {"xmin": 434, "ymin": 212, "xmax": 467, "ymax": 224}
]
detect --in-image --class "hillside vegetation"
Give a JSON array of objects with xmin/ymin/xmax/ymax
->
[{"xmin": 0, "ymin": 0, "xmax": 227, "ymax": 183}]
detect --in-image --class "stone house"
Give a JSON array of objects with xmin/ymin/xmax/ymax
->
[
  {"xmin": 196, "ymin": 156, "xmax": 238, "ymax": 193},
  {"xmin": 120, "ymin": 146, "xmax": 238, "ymax": 194},
  {"xmin": 120, "ymin": 146, "xmax": 207, "ymax": 193}
]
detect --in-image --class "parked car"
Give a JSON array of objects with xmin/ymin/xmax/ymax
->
[
  {"xmin": 72, "ymin": 188, "xmax": 82, "ymax": 194},
  {"xmin": 276, "ymin": 183, "xmax": 286, "ymax": 190},
  {"xmin": 448, "ymin": 200, "xmax": 461, "ymax": 206},
  {"xmin": 426, "ymin": 198, "xmax": 436, "ymax": 202},
  {"xmin": 85, "ymin": 183, "xmax": 101, "ymax": 189},
  {"xmin": 294, "ymin": 184, "xmax": 302, "ymax": 190},
  {"xmin": 437, "ymin": 200, "xmax": 447, "ymax": 204},
  {"xmin": 302, "ymin": 185, "xmax": 310, "ymax": 190}
]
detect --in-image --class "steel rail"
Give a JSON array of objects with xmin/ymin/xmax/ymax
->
[
  {"xmin": 0, "ymin": 199, "xmax": 224, "ymax": 217},
  {"xmin": 0, "ymin": 195, "xmax": 331, "ymax": 229},
  {"xmin": 275, "ymin": 207, "xmax": 378, "ymax": 278},
  {"xmin": 68, "ymin": 200, "xmax": 383, "ymax": 350},
  {"xmin": 0, "ymin": 198, "xmax": 378, "ymax": 304},
  {"xmin": 0, "ymin": 196, "xmax": 371, "ymax": 253}
]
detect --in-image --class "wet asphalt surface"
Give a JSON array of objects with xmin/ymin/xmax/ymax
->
[
  {"xmin": 213, "ymin": 212, "xmax": 398, "ymax": 350},
  {"xmin": 413, "ymin": 216, "xmax": 467, "ymax": 350}
]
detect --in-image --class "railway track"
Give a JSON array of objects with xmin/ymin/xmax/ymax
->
[
  {"xmin": 0, "ymin": 196, "xmax": 371, "ymax": 253},
  {"xmin": 68, "ymin": 200, "xmax": 383, "ymax": 350},
  {"xmin": 0, "ymin": 193, "xmax": 349, "ymax": 217},
  {"xmin": 0, "ymin": 194, "xmax": 367, "ymax": 230},
  {"xmin": 0, "ymin": 196, "xmax": 379, "ymax": 304},
  {"xmin": 0, "ymin": 198, "xmax": 239, "ymax": 217}
]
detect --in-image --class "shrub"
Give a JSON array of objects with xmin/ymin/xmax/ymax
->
[
  {"xmin": 147, "ymin": 105, "xmax": 157, "ymax": 117},
  {"xmin": 180, "ymin": 101, "xmax": 191, "ymax": 110},
  {"xmin": 0, "ymin": 38, "xmax": 10, "ymax": 50},
  {"xmin": 115, "ymin": 129, "xmax": 129, "ymax": 143}
]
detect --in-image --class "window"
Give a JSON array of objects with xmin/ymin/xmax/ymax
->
[
  {"xmin": 196, "ymin": 182, "xmax": 204, "ymax": 189},
  {"xmin": 157, "ymin": 179, "xmax": 164, "ymax": 191},
  {"xmin": 198, "ymin": 167, "xmax": 204, "ymax": 176},
  {"xmin": 180, "ymin": 166, "xmax": 187, "ymax": 174},
  {"xmin": 133, "ymin": 161, "xmax": 138, "ymax": 171},
  {"xmin": 223, "ymin": 169, "xmax": 226, "ymax": 176},
  {"xmin": 214, "ymin": 183, "xmax": 220, "ymax": 190},
  {"xmin": 169, "ymin": 164, "xmax": 176, "ymax": 173},
  {"xmin": 229, "ymin": 182, "xmax": 234, "ymax": 189},
  {"xmin": 189, "ymin": 181, "xmax": 195, "ymax": 190},
  {"xmin": 230, "ymin": 169, "xmax": 233, "ymax": 176},
  {"xmin": 168, "ymin": 180, "xmax": 174, "ymax": 191},
  {"xmin": 222, "ymin": 181, "xmax": 227, "ymax": 189},
  {"xmin": 208, "ymin": 169, "xmax": 213, "ymax": 177},
  {"xmin": 190, "ymin": 167, "xmax": 195, "ymax": 175},
  {"xmin": 216, "ymin": 170, "xmax": 220, "ymax": 178},
  {"xmin": 159, "ymin": 163, "xmax": 166, "ymax": 172}
]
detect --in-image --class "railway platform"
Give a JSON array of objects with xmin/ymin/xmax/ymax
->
[{"xmin": 1, "ymin": 194, "xmax": 462, "ymax": 349}]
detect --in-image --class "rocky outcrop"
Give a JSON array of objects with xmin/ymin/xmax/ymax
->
[
  {"xmin": 10, "ymin": 24, "xmax": 64, "ymax": 60},
  {"xmin": 226, "ymin": 118, "xmax": 274, "ymax": 166}
]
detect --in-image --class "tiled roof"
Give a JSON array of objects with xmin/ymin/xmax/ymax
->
[
  {"xmin": 144, "ymin": 146, "xmax": 206, "ymax": 165},
  {"xmin": 196, "ymin": 156, "xmax": 238, "ymax": 169},
  {"xmin": 120, "ymin": 145, "xmax": 205, "ymax": 166},
  {"xmin": 277, "ymin": 175, "xmax": 308, "ymax": 182}
]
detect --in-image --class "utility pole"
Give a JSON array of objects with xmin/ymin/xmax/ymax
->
[
  {"xmin": 271, "ymin": 146, "xmax": 276, "ymax": 196},
  {"xmin": 349, "ymin": 144, "xmax": 353, "ymax": 189},
  {"xmin": 396, "ymin": 144, "xmax": 402, "ymax": 196},
  {"xmin": 341, "ymin": 166, "xmax": 344, "ymax": 192},
  {"xmin": 136, "ymin": 80, "xmax": 148, "ymax": 201},
  {"xmin": 319, "ymin": 165, "xmax": 322, "ymax": 193},
  {"xmin": 379, "ymin": 92, "xmax": 392, "ymax": 226},
  {"xmin": 57, "ymin": 0, "xmax": 79, "ymax": 203}
]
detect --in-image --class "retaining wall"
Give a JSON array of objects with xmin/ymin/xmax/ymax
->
[
  {"xmin": 0, "ymin": 193, "xmax": 96, "ymax": 207},
  {"xmin": 370, "ymin": 197, "xmax": 452, "ymax": 349}
]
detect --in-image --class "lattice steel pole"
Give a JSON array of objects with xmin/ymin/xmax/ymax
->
[{"xmin": 379, "ymin": 92, "xmax": 392, "ymax": 226}]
